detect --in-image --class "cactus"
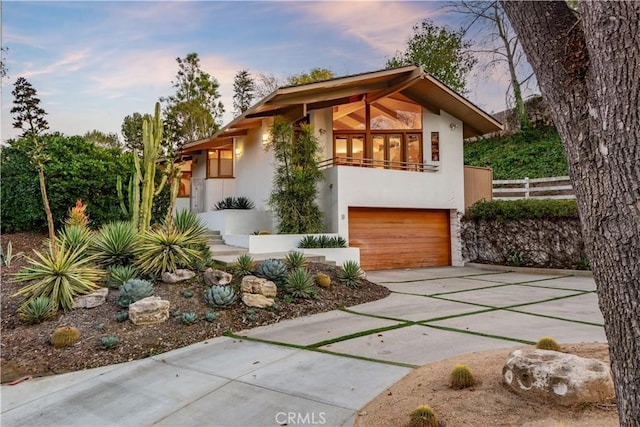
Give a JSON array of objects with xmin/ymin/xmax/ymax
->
[
  {"xmin": 51, "ymin": 326, "xmax": 81, "ymax": 348},
  {"xmin": 115, "ymin": 311, "xmax": 129, "ymax": 322},
  {"xmin": 450, "ymin": 364, "xmax": 476, "ymax": 389},
  {"xmin": 256, "ymin": 259, "xmax": 287, "ymax": 284},
  {"xmin": 204, "ymin": 285, "xmax": 237, "ymax": 308},
  {"xmin": 408, "ymin": 405, "xmax": 438, "ymax": 427},
  {"xmin": 204, "ymin": 311, "xmax": 218, "ymax": 322},
  {"xmin": 100, "ymin": 336, "xmax": 118, "ymax": 349},
  {"xmin": 536, "ymin": 336, "xmax": 561, "ymax": 351},
  {"xmin": 180, "ymin": 312, "xmax": 198, "ymax": 325},
  {"xmin": 118, "ymin": 279, "xmax": 154, "ymax": 308},
  {"xmin": 315, "ymin": 273, "xmax": 331, "ymax": 288}
]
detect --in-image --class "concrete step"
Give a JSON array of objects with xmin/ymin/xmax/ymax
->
[{"xmin": 209, "ymin": 244, "xmax": 249, "ymax": 257}]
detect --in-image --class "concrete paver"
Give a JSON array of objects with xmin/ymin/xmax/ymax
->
[
  {"xmin": 383, "ymin": 277, "xmax": 508, "ymax": 295},
  {"xmin": 439, "ymin": 284, "xmax": 583, "ymax": 308},
  {"xmin": 514, "ymin": 292, "xmax": 604, "ymax": 324},
  {"xmin": 365, "ymin": 266, "xmax": 498, "ymax": 283},
  {"xmin": 465, "ymin": 272, "xmax": 567, "ymax": 284},
  {"xmin": 520, "ymin": 275, "xmax": 597, "ymax": 291}
]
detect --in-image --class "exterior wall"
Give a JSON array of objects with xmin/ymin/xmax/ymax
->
[
  {"xmin": 234, "ymin": 120, "xmax": 275, "ymax": 211},
  {"xmin": 197, "ymin": 210, "xmax": 273, "ymax": 236}
]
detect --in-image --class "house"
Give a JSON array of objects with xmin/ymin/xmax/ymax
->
[{"xmin": 177, "ymin": 65, "xmax": 502, "ymax": 270}]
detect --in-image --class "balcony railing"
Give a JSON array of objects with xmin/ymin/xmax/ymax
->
[{"xmin": 318, "ymin": 156, "xmax": 439, "ymax": 172}]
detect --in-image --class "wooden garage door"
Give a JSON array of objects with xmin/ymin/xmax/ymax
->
[{"xmin": 348, "ymin": 207, "xmax": 451, "ymax": 270}]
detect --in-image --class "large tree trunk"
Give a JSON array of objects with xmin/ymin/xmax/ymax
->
[{"xmin": 502, "ymin": 2, "xmax": 640, "ymax": 425}]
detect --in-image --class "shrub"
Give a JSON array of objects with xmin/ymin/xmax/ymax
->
[
  {"xmin": 575, "ymin": 257, "xmax": 590, "ymax": 271},
  {"xmin": 13, "ymin": 241, "xmax": 104, "ymax": 311},
  {"xmin": 135, "ymin": 226, "xmax": 203, "ymax": 276},
  {"xmin": 337, "ymin": 260, "xmax": 365, "ymax": 288},
  {"xmin": 285, "ymin": 268, "xmax": 317, "ymax": 299},
  {"xmin": 450, "ymin": 364, "xmax": 476, "ymax": 389},
  {"xmin": 214, "ymin": 196, "xmax": 255, "ymax": 210},
  {"xmin": 100, "ymin": 336, "xmax": 118, "ymax": 349},
  {"xmin": 536, "ymin": 336, "xmax": 561, "ymax": 351},
  {"xmin": 172, "ymin": 209, "xmax": 208, "ymax": 237},
  {"xmin": 17, "ymin": 295, "xmax": 56, "ymax": 323},
  {"xmin": 91, "ymin": 221, "xmax": 138, "ymax": 267},
  {"xmin": 298, "ymin": 235, "xmax": 347, "ymax": 248},
  {"xmin": 256, "ymin": 259, "xmax": 287, "ymax": 285},
  {"xmin": 180, "ymin": 312, "xmax": 198, "ymax": 325},
  {"xmin": 106, "ymin": 265, "xmax": 139, "ymax": 289},
  {"xmin": 204, "ymin": 286, "xmax": 237, "ymax": 308},
  {"xmin": 408, "ymin": 405, "xmax": 438, "ymax": 427},
  {"xmin": 117, "ymin": 279, "xmax": 154, "ymax": 308},
  {"xmin": 465, "ymin": 199, "xmax": 579, "ymax": 222},
  {"xmin": 234, "ymin": 254, "xmax": 255, "ymax": 277},
  {"xmin": 284, "ymin": 251, "xmax": 307, "ymax": 269},
  {"xmin": 50, "ymin": 326, "xmax": 81, "ymax": 348}
]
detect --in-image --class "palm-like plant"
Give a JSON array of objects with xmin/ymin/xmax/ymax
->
[
  {"xmin": 284, "ymin": 251, "xmax": 308, "ymax": 269},
  {"xmin": 91, "ymin": 221, "xmax": 139, "ymax": 267},
  {"xmin": 337, "ymin": 260, "xmax": 365, "ymax": 288},
  {"xmin": 135, "ymin": 226, "xmax": 203, "ymax": 276},
  {"xmin": 13, "ymin": 240, "xmax": 104, "ymax": 311},
  {"xmin": 285, "ymin": 268, "xmax": 317, "ymax": 299},
  {"xmin": 56, "ymin": 224, "xmax": 94, "ymax": 254},
  {"xmin": 234, "ymin": 254, "xmax": 255, "ymax": 277}
]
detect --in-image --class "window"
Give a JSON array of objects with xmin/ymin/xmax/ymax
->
[
  {"xmin": 430, "ymin": 132, "xmax": 440, "ymax": 162},
  {"xmin": 178, "ymin": 171, "xmax": 192, "ymax": 197},
  {"xmin": 332, "ymin": 101, "xmax": 365, "ymax": 131},
  {"xmin": 370, "ymin": 94, "xmax": 422, "ymax": 130},
  {"xmin": 334, "ymin": 134, "xmax": 365, "ymax": 165},
  {"xmin": 207, "ymin": 148, "xmax": 234, "ymax": 178}
]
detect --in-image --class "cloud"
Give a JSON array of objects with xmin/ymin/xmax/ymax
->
[{"xmin": 20, "ymin": 50, "xmax": 92, "ymax": 78}]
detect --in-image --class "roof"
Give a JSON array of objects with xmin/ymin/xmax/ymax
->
[{"xmin": 182, "ymin": 65, "xmax": 503, "ymax": 153}]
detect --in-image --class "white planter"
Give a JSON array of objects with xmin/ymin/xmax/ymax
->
[
  {"xmin": 197, "ymin": 210, "xmax": 273, "ymax": 235},
  {"xmin": 300, "ymin": 248, "xmax": 360, "ymax": 266}
]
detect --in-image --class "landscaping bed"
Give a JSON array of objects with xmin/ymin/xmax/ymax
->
[{"xmin": 0, "ymin": 232, "xmax": 390, "ymax": 384}]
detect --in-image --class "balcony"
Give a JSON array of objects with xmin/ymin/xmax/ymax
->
[{"xmin": 318, "ymin": 157, "xmax": 439, "ymax": 172}]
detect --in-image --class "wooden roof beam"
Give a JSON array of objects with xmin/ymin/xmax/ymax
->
[{"xmin": 365, "ymin": 68, "xmax": 423, "ymax": 104}]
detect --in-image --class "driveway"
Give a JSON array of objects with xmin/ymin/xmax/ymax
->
[{"xmin": 1, "ymin": 267, "xmax": 605, "ymax": 427}]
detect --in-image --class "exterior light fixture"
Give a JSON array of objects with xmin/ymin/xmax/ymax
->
[{"xmin": 449, "ymin": 123, "xmax": 458, "ymax": 131}]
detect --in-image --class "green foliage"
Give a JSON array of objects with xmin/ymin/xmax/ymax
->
[
  {"xmin": 285, "ymin": 268, "xmax": 317, "ymax": 299},
  {"xmin": 450, "ymin": 364, "xmax": 476, "ymax": 389},
  {"xmin": 182, "ymin": 290, "xmax": 194, "ymax": 298},
  {"xmin": 464, "ymin": 126, "xmax": 567, "ymax": 179},
  {"xmin": 115, "ymin": 311, "xmax": 129, "ymax": 322},
  {"xmin": 386, "ymin": 19, "xmax": 476, "ymax": 94},
  {"xmin": 465, "ymin": 199, "xmax": 579, "ymax": 222},
  {"xmin": 100, "ymin": 335, "xmax": 119, "ymax": 349},
  {"xmin": 575, "ymin": 257, "xmax": 591, "ymax": 271},
  {"xmin": 1, "ymin": 241, "xmax": 24, "ymax": 267},
  {"xmin": 245, "ymin": 308, "xmax": 257, "ymax": 322},
  {"xmin": 536, "ymin": 336, "xmax": 561, "ymax": 351},
  {"xmin": 172, "ymin": 209, "xmax": 206, "ymax": 235},
  {"xmin": 13, "ymin": 240, "xmax": 104, "ymax": 311},
  {"xmin": 337, "ymin": 260, "xmax": 365, "ymax": 288},
  {"xmin": 134, "ymin": 225, "xmax": 203, "ymax": 276},
  {"xmin": 50, "ymin": 326, "xmax": 81, "ymax": 348},
  {"xmin": 106, "ymin": 265, "xmax": 139, "ymax": 289},
  {"xmin": 234, "ymin": 254, "xmax": 255, "ymax": 277},
  {"xmin": 507, "ymin": 251, "xmax": 527, "ymax": 267},
  {"xmin": 204, "ymin": 285, "xmax": 237, "ymax": 308},
  {"xmin": 284, "ymin": 251, "xmax": 307, "ymax": 269},
  {"xmin": 180, "ymin": 312, "xmax": 198, "ymax": 325},
  {"xmin": 83, "ymin": 130, "xmax": 121, "ymax": 149},
  {"xmin": 256, "ymin": 259, "xmax": 288, "ymax": 285},
  {"xmin": 286, "ymin": 68, "xmax": 334, "ymax": 85},
  {"xmin": 298, "ymin": 235, "xmax": 347, "ymax": 248},
  {"xmin": 233, "ymin": 69, "xmax": 255, "ymax": 116},
  {"xmin": 214, "ymin": 196, "xmax": 255, "ymax": 210},
  {"xmin": 56, "ymin": 224, "xmax": 94, "ymax": 255},
  {"xmin": 138, "ymin": 102, "xmax": 167, "ymax": 232},
  {"xmin": 92, "ymin": 221, "xmax": 138, "ymax": 267},
  {"xmin": 267, "ymin": 119, "xmax": 324, "ymax": 234},
  {"xmin": 18, "ymin": 295, "xmax": 56, "ymax": 323},
  {"xmin": 204, "ymin": 310, "xmax": 218, "ymax": 322},
  {"xmin": 408, "ymin": 404, "xmax": 438, "ymax": 427},
  {"xmin": 121, "ymin": 112, "xmax": 151, "ymax": 153},
  {"xmin": 118, "ymin": 279, "xmax": 154, "ymax": 308}
]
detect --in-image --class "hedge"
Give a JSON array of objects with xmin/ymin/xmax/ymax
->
[{"xmin": 465, "ymin": 199, "xmax": 579, "ymax": 222}]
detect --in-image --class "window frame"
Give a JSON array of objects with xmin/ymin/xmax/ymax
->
[{"xmin": 206, "ymin": 148, "xmax": 234, "ymax": 179}]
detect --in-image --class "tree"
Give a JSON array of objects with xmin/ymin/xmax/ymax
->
[
  {"xmin": 386, "ymin": 19, "xmax": 476, "ymax": 94},
  {"xmin": 83, "ymin": 129, "xmax": 121, "ymax": 149},
  {"xmin": 1, "ymin": 46, "xmax": 8, "ymax": 78},
  {"xmin": 286, "ymin": 67, "xmax": 334, "ymax": 85},
  {"xmin": 232, "ymin": 69, "xmax": 255, "ymax": 116},
  {"xmin": 121, "ymin": 112, "xmax": 150, "ymax": 152},
  {"xmin": 502, "ymin": 2, "xmax": 640, "ymax": 424},
  {"xmin": 267, "ymin": 118, "xmax": 324, "ymax": 234},
  {"xmin": 449, "ymin": 1, "xmax": 534, "ymax": 129},
  {"xmin": 11, "ymin": 77, "xmax": 56, "ymax": 248},
  {"xmin": 255, "ymin": 72, "xmax": 283, "ymax": 98}
]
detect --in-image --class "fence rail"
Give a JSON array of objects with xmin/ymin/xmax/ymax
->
[
  {"xmin": 318, "ymin": 157, "xmax": 439, "ymax": 172},
  {"xmin": 493, "ymin": 175, "xmax": 575, "ymax": 200}
]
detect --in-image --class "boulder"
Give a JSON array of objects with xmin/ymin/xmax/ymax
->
[
  {"xmin": 129, "ymin": 296, "xmax": 170, "ymax": 326},
  {"xmin": 502, "ymin": 349, "xmax": 615, "ymax": 406},
  {"xmin": 242, "ymin": 293, "xmax": 275, "ymax": 309},
  {"xmin": 162, "ymin": 269, "xmax": 196, "ymax": 284},
  {"xmin": 204, "ymin": 268, "xmax": 233, "ymax": 286},
  {"xmin": 240, "ymin": 275, "xmax": 277, "ymax": 298},
  {"xmin": 72, "ymin": 288, "xmax": 109, "ymax": 309}
]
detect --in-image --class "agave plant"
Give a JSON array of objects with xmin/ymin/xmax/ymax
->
[
  {"xmin": 17, "ymin": 295, "xmax": 57, "ymax": 323},
  {"xmin": 106, "ymin": 265, "xmax": 139, "ymax": 289},
  {"xmin": 57, "ymin": 225, "xmax": 94, "ymax": 255},
  {"xmin": 204, "ymin": 285, "xmax": 237, "ymax": 308},
  {"xmin": 284, "ymin": 251, "xmax": 308, "ymax": 270},
  {"xmin": 256, "ymin": 259, "xmax": 287, "ymax": 285},
  {"xmin": 117, "ymin": 279, "xmax": 154, "ymax": 308},
  {"xmin": 214, "ymin": 196, "xmax": 236, "ymax": 210},
  {"xmin": 234, "ymin": 196, "xmax": 255, "ymax": 210},
  {"xmin": 134, "ymin": 226, "xmax": 203, "ymax": 276},
  {"xmin": 13, "ymin": 241, "xmax": 104, "ymax": 311},
  {"xmin": 91, "ymin": 221, "xmax": 138, "ymax": 267},
  {"xmin": 285, "ymin": 268, "xmax": 317, "ymax": 299},
  {"xmin": 337, "ymin": 260, "xmax": 365, "ymax": 288},
  {"xmin": 100, "ymin": 335, "xmax": 118, "ymax": 349},
  {"xmin": 172, "ymin": 209, "xmax": 208, "ymax": 239}
]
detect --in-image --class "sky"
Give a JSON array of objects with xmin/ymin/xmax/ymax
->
[{"xmin": 1, "ymin": 0, "xmax": 537, "ymax": 143}]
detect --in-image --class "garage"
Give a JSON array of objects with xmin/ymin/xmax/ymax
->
[{"xmin": 348, "ymin": 207, "xmax": 451, "ymax": 270}]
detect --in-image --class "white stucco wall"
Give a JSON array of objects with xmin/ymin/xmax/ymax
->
[{"xmin": 234, "ymin": 120, "xmax": 275, "ymax": 211}]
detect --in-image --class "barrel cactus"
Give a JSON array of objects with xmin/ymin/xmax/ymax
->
[
  {"xmin": 256, "ymin": 259, "xmax": 287, "ymax": 284},
  {"xmin": 408, "ymin": 405, "xmax": 438, "ymax": 427},
  {"xmin": 536, "ymin": 336, "xmax": 561, "ymax": 351},
  {"xmin": 315, "ymin": 273, "xmax": 331, "ymax": 288},
  {"xmin": 51, "ymin": 326, "xmax": 81, "ymax": 348},
  {"xmin": 204, "ymin": 285, "xmax": 237, "ymax": 308},
  {"xmin": 118, "ymin": 279, "xmax": 154, "ymax": 308},
  {"xmin": 450, "ymin": 364, "xmax": 475, "ymax": 389}
]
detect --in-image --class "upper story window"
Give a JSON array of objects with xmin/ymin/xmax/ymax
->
[
  {"xmin": 370, "ymin": 94, "xmax": 422, "ymax": 130},
  {"xmin": 332, "ymin": 101, "xmax": 365, "ymax": 131},
  {"xmin": 207, "ymin": 147, "xmax": 234, "ymax": 178},
  {"xmin": 178, "ymin": 160, "xmax": 192, "ymax": 197}
]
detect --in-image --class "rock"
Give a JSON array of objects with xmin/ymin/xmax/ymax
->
[
  {"xmin": 128, "ymin": 296, "xmax": 170, "ymax": 325},
  {"xmin": 502, "ymin": 349, "xmax": 615, "ymax": 406},
  {"xmin": 242, "ymin": 293, "xmax": 275, "ymax": 309},
  {"xmin": 162, "ymin": 269, "xmax": 196, "ymax": 284},
  {"xmin": 72, "ymin": 288, "xmax": 109, "ymax": 309},
  {"xmin": 240, "ymin": 275, "xmax": 277, "ymax": 298},
  {"xmin": 204, "ymin": 268, "xmax": 233, "ymax": 286}
]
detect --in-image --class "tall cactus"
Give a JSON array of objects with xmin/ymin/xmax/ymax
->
[
  {"xmin": 116, "ymin": 166, "xmax": 141, "ymax": 231},
  {"xmin": 139, "ymin": 102, "xmax": 167, "ymax": 232}
]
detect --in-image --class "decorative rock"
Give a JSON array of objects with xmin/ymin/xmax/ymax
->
[
  {"xmin": 162, "ymin": 269, "xmax": 196, "ymax": 284},
  {"xmin": 128, "ymin": 296, "xmax": 170, "ymax": 326},
  {"xmin": 242, "ymin": 293, "xmax": 275, "ymax": 309},
  {"xmin": 72, "ymin": 288, "xmax": 109, "ymax": 309},
  {"xmin": 204, "ymin": 268, "xmax": 233, "ymax": 286},
  {"xmin": 240, "ymin": 275, "xmax": 277, "ymax": 298},
  {"xmin": 502, "ymin": 349, "xmax": 615, "ymax": 406}
]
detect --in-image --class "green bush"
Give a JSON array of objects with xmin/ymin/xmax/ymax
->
[
  {"xmin": 298, "ymin": 235, "xmax": 347, "ymax": 248},
  {"xmin": 337, "ymin": 260, "xmax": 365, "ymax": 288},
  {"xmin": 465, "ymin": 199, "xmax": 579, "ymax": 222}
]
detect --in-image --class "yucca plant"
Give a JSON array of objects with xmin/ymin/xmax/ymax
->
[
  {"xmin": 17, "ymin": 295, "xmax": 57, "ymax": 323},
  {"xmin": 56, "ymin": 225, "xmax": 94, "ymax": 255},
  {"xmin": 284, "ymin": 251, "xmax": 308, "ymax": 269},
  {"xmin": 285, "ymin": 268, "xmax": 317, "ymax": 299},
  {"xmin": 234, "ymin": 196, "xmax": 255, "ymax": 209},
  {"xmin": 337, "ymin": 260, "xmax": 365, "ymax": 288},
  {"xmin": 172, "ymin": 209, "xmax": 208, "ymax": 237},
  {"xmin": 91, "ymin": 221, "xmax": 139, "ymax": 267},
  {"xmin": 13, "ymin": 241, "xmax": 104, "ymax": 311},
  {"xmin": 234, "ymin": 254, "xmax": 255, "ymax": 277},
  {"xmin": 1, "ymin": 241, "xmax": 24, "ymax": 267},
  {"xmin": 134, "ymin": 226, "xmax": 203, "ymax": 276},
  {"xmin": 106, "ymin": 265, "xmax": 139, "ymax": 289}
]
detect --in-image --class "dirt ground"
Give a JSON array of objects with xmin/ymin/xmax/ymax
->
[{"xmin": 355, "ymin": 343, "xmax": 619, "ymax": 427}]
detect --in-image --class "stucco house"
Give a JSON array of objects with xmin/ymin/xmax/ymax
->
[{"xmin": 177, "ymin": 65, "xmax": 502, "ymax": 270}]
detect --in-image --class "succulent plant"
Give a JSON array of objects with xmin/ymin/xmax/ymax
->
[
  {"xmin": 284, "ymin": 251, "xmax": 307, "ymax": 269},
  {"xmin": 245, "ymin": 309, "xmax": 257, "ymax": 322},
  {"xmin": 204, "ymin": 311, "xmax": 218, "ymax": 322},
  {"xmin": 337, "ymin": 260, "xmax": 365, "ymax": 288},
  {"xmin": 536, "ymin": 336, "xmax": 561, "ymax": 351},
  {"xmin": 171, "ymin": 309, "xmax": 182, "ymax": 317},
  {"xmin": 408, "ymin": 405, "xmax": 438, "ymax": 427},
  {"xmin": 115, "ymin": 311, "xmax": 129, "ymax": 322},
  {"xmin": 285, "ymin": 268, "xmax": 317, "ymax": 299},
  {"xmin": 118, "ymin": 279, "xmax": 154, "ymax": 308},
  {"xmin": 450, "ymin": 364, "xmax": 476, "ymax": 389},
  {"xmin": 234, "ymin": 254, "xmax": 255, "ymax": 277},
  {"xmin": 255, "ymin": 259, "xmax": 287, "ymax": 285},
  {"xmin": 50, "ymin": 326, "xmax": 81, "ymax": 348},
  {"xmin": 106, "ymin": 265, "xmax": 139, "ymax": 289},
  {"xmin": 204, "ymin": 285, "xmax": 237, "ymax": 308},
  {"xmin": 315, "ymin": 273, "xmax": 331, "ymax": 288},
  {"xmin": 18, "ymin": 296, "xmax": 56, "ymax": 323},
  {"xmin": 181, "ymin": 312, "xmax": 198, "ymax": 325},
  {"xmin": 100, "ymin": 335, "xmax": 118, "ymax": 349},
  {"xmin": 182, "ymin": 290, "xmax": 194, "ymax": 298}
]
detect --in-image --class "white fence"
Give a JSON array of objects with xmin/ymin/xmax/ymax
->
[{"xmin": 493, "ymin": 176, "xmax": 575, "ymax": 200}]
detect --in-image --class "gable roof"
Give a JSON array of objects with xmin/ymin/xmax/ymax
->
[{"xmin": 182, "ymin": 65, "xmax": 502, "ymax": 153}]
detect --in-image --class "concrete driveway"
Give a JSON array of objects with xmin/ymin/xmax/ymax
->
[{"xmin": 1, "ymin": 267, "xmax": 605, "ymax": 427}]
